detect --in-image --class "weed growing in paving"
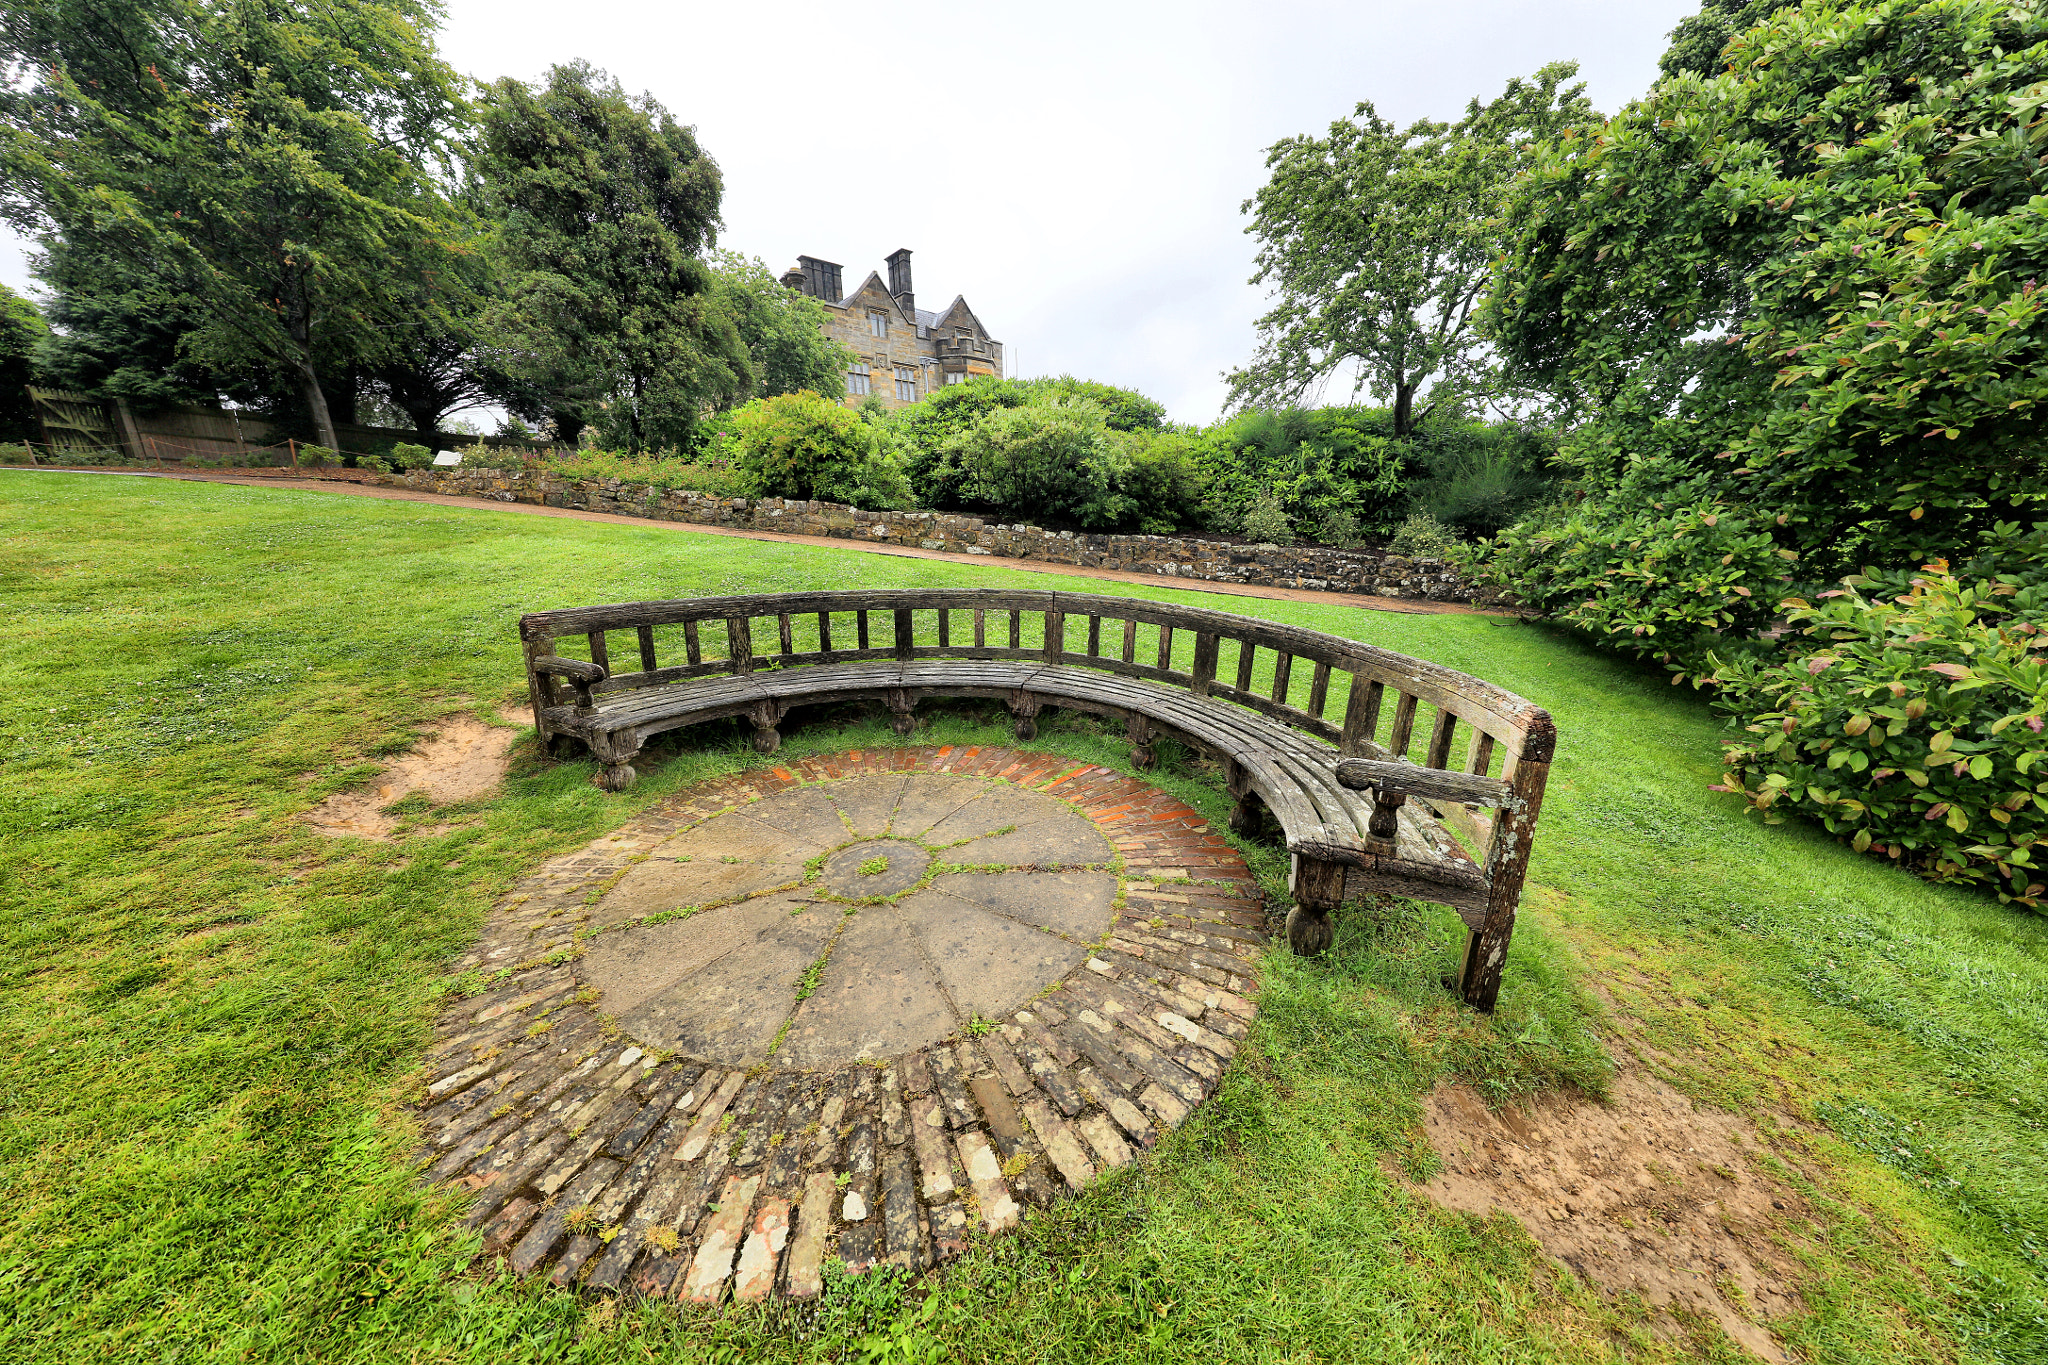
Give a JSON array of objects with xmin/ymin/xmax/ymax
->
[{"xmin": 0, "ymin": 473, "xmax": 2043, "ymax": 1362}]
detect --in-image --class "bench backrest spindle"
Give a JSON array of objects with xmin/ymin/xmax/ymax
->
[
  {"xmin": 1387, "ymin": 692, "xmax": 1419, "ymax": 758},
  {"xmin": 727, "ymin": 617, "xmax": 753, "ymax": 674}
]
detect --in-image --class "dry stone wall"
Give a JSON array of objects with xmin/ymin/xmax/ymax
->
[{"xmin": 372, "ymin": 465, "xmax": 1503, "ymax": 605}]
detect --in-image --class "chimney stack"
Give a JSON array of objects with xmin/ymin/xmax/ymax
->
[
  {"xmin": 885, "ymin": 248, "xmax": 914, "ymax": 316},
  {"xmin": 779, "ymin": 265, "xmax": 805, "ymax": 291},
  {"xmin": 796, "ymin": 255, "xmax": 842, "ymax": 303}
]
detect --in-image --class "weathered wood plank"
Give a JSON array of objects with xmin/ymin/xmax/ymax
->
[
  {"xmin": 637, "ymin": 625, "xmax": 657, "ymax": 674},
  {"xmin": 1308, "ymin": 661, "xmax": 1330, "ymax": 719},
  {"xmin": 1341, "ymin": 677, "xmax": 1382, "ymax": 756},
  {"xmin": 727, "ymin": 617, "xmax": 754, "ymax": 675},
  {"xmin": 684, "ymin": 619, "xmax": 701, "ymax": 666},
  {"xmin": 1271, "ymin": 652, "xmax": 1292, "ymax": 707},
  {"xmin": 1121, "ymin": 617, "xmax": 1137, "ymax": 664},
  {"xmin": 1388, "ymin": 692, "xmax": 1419, "ymax": 758},
  {"xmin": 1234, "ymin": 641, "xmax": 1256, "ymax": 694},
  {"xmin": 778, "ymin": 614, "xmax": 794, "ymax": 659},
  {"xmin": 1426, "ymin": 707, "xmax": 1457, "ymax": 770},
  {"xmin": 1334, "ymin": 756, "xmax": 1511, "ymax": 806}
]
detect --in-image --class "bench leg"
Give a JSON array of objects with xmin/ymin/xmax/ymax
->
[
  {"xmin": 746, "ymin": 701, "xmax": 786, "ymax": 756},
  {"xmin": 1126, "ymin": 715, "xmax": 1155, "ymax": 769},
  {"xmin": 887, "ymin": 687, "xmax": 917, "ymax": 737},
  {"xmin": 1225, "ymin": 760, "xmax": 1257, "ymax": 834},
  {"xmin": 1007, "ymin": 690, "xmax": 1041, "ymax": 743},
  {"xmin": 593, "ymin": 734, "xmax": 641, "ymax": 792},
  {"xmin": 1455, "ymin": 917, "xmax": 1514, "ymax": 1013},
  {"xmin": 1286, "ymin": 854, "xmax": 1342, "ymax": 956}
]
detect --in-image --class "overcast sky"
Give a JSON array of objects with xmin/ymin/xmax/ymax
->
[{"xmin": 0, "ymin": 0, "xmax": 1699, "ymax": 426}]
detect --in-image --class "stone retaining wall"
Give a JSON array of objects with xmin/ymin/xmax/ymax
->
[{"xmin": 371, "ymin": 466, "xmax": 1504, "ymax": 605}]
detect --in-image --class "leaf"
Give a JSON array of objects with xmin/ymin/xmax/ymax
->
[{"xmin": 1925, "ymin": 663, "xmax": 1973, "ymax": 680}]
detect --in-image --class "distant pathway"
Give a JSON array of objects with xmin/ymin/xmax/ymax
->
[{"xmin": 8, "ymin": 465, "xmax": 1501, "ymax": 617}]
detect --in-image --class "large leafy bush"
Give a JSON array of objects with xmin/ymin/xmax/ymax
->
[
  {"xmin": 729, "ymin": 391, "xmax": 909, "ymax": 508},
  {"xmin": 1467, "ymin": 461, "xmax": 1798, "ymax": 668},
  {"xmin": 1709, "ymin": 526, "xmax": 2048, "ymax": 907},
  {"xmin": 1480, "ymin": 0, "xmax": 2048, "ymax": 640},
  {"xmin": 929, "ymin": 399, "xmax": 1132, "ymax": 530}
]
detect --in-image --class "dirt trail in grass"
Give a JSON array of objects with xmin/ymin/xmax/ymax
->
[
  {"xmin": 306, "ymin": 715, "xmax": 518, "ymax": 840},
  {"xmin": 1415, "ymin": 1063, "xmax": 1810, "ymax": 1363}
]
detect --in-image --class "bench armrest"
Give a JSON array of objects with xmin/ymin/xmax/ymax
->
[
  {"xmin": 1334, "ymin": 757, "xmax": 1511, "ymax": 808},
  {"xmin": 533, "ymin": 655, "xmax": 607, "ymax": 709}
]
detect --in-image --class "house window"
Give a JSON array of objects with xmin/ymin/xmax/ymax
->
[
  {"xmin": 867, "ymin": 311, "xmax": 889, "ymax": 338},
  {"xmin": 944, "ymin": 370, "xmax": 967, "ymax": 385},
  {"xmin": 894, "ymin": 366, "xmax": 916, "ymax": 401},
  {"xmin": 848, "ymin": 362, "xmax": 871, "ymax": 396}
]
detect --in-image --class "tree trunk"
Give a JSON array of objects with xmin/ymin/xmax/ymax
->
[
  {"xmin": 551, "ymin": 410, "xmax": 585, "ymax": 448},
  {"xmin": 299, "ymin": 363, "xmax": 339, "ymax": 451},
  {"xmin": 1392, "ymin": 381, "xmax": 1416, "ymax": 439}
]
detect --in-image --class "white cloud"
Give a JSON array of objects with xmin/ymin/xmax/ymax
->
[{"xmin": 0, "ymin": 0, "xmax": 1695, "ymax": 423}]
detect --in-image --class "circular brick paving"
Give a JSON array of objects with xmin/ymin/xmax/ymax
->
[{"xmin": 420, "ymin": 746, "xmax": 1267, "ymax": 1302}]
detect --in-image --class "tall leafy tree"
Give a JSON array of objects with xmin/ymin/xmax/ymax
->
[
  {"xmin": 706, "ymin": 250, "xmax": 849, "ymax": 402},
  {"xmin": 0, "ymin": 0, "xmax": 475, "ymax": 450},
  {"xmin": 1487, "ymin": 0, "xmax": 2048, "ymax": 579},
  {"xmin": 1229, "ymin": 62, "xmax": 1594, "ymax": 435},
  {"xmin": 474, "ymin": 63, "xmax": 749, "ymax": 452}
]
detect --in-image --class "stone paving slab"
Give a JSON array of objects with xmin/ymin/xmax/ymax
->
[{"xmin": 419, "ymin": 745, "xmax": 1269, "ymax": 1302}]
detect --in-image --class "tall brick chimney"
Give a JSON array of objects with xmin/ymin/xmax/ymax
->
[{"xmin": 885, "ymin": 248, "xmax": 914, "ymax": 316}]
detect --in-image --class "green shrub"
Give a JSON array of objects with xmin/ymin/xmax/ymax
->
[
  {"xmin": 1240, "ymin": 485, "xmax": 1295, "ymax": 545},
  {"xmin": 1386, "ymin": 512, "xmax": 1462, "ymax": 559},
  {"xmin": 1708, "ymin": 537, "xmax": 2048, "ymax": 908},
  {"xmin": 1406, "ymin": 429, "xmax": 1556, "ymax": 537},
  {"xmin": 730, "ymin": 390, "xmax": 910, "ymax": 508},
  {"xmin": 542, "ymin": 448, "xmax": 747, "ymax": 498},
  {"xmin": 1464, "ymin": 462, "xmax": 1797, "ymax": 671},
  {"xmin": 386, "ymin": 442, "xmax": 433, "ymax": 472},
  {"xmin": 1113, "ymin": 429, "xmax": 1207, "ymax": 535},
  {"xmin": 929, "ymin": 399, "xmax": 1131, "ymax": 530},
  {"xmin": 295, "ymin": 444, "xmax": 335, "ymax": 469},
  {"xmin": 0, "ymin": 443, "xmax": 37, "ymax": 465}
]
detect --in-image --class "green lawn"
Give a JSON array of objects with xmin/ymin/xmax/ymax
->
[{"xmin": 1, "ymin": 471, "xmax": 2042, "ymax": 1364}]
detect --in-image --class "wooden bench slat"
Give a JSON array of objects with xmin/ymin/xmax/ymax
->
[
  {"xmin": 1308, "ymin": 661, "xmax": 1330, "ymax": 719},
  {"xmin": 636, "ymin": 625, "xmax": 656, "ymax": 674}
]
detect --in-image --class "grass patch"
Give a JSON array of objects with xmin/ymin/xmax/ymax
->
[{"xmin": 0, "ymin": 472, "xmax": 2043, "ymax": 1361}]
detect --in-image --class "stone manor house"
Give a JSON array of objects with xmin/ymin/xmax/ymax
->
[{"xmin": 779, "ymin": 250, "xmax": 1003, "ymax": 410}]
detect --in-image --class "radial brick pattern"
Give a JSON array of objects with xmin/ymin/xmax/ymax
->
[{"xmin": 420, "ymin": 746, "xmax": 1266, "ymax": 1301}]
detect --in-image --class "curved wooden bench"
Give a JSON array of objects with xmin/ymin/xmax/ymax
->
[{"xmin": 519, "ymin": 589, "xmax": 1554, "ymax": 1010}]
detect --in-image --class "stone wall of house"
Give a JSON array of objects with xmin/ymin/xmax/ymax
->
[{"xmin": 371, "ymin": 465, "xmax": 1506, "ymax": 605}]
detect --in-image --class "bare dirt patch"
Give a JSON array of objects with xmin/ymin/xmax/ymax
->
[
  {"xmin": 306, "ymin": 716, "xmax": 515, "ymax": 840},
  {"xmin": 1413, "ymin": 1064, "xmax": 1810, "ymax": 1362}
]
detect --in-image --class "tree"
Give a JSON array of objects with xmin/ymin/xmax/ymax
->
[
  {"xmin": 1486, "ymin": 0, "xmax": 2048, "ymax": 585},
  {"xmin": 0, "ymin": 0, "xmax": 477, "ymax": 451},
  {"xmin": 1229, "ymin": 63, "xmax": 1595, "ymax": 435},
  {"xmin": 0, "ymin": 284, "xmax": 47, "ymax": 443},
  {"xmin": 31, "ymin": 236, "xmax": 231, "ymax": 410},
  {"xmin": 474, "ymin": 62, "xmax": 750, "ymax": 452},
  {"xmin": 1658, "ymin": 0, "xmax": 1795, "ymax": 78},
  {"xmin": 706, "ymin": 250, "xmax": 849, "ymax": 402}
]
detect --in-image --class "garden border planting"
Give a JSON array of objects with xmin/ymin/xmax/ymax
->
[{"xmin": 378, "ymin": 465, "xmax": 1501, "ymax": 604}]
